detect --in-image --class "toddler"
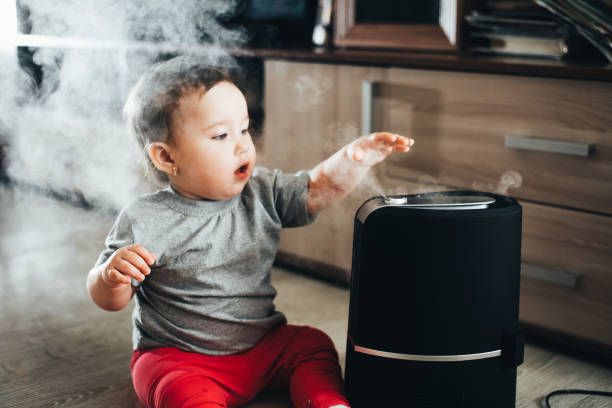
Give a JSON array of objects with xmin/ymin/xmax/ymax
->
[{"xmin": 87, "ymin": 56, "xmax": 413, "ymax": 408}]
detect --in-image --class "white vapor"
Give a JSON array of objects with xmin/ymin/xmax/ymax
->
[{"xmin": 0, "ymin": 0, "xmax": 247, "ymax": 209}]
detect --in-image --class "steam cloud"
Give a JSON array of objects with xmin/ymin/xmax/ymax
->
[
  {"xmin": 473, "ymin": 170, "xmax": 523, "ymax": 195},
  {"xmin": 0, "ymin": 0, "xmax": 247, "ymax": 209},
  {"xmin": 292, "ymin": 74, "xmax": 333, "ymax": 113}
]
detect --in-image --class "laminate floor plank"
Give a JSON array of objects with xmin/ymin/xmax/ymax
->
[{"xmin": 1, "ymin": 184, "xmax": 611, "ymax": 408}]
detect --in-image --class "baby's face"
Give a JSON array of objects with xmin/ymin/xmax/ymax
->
[{"xmin": 170, "ymin": 81, "xmax": 255, "ymax": 200}]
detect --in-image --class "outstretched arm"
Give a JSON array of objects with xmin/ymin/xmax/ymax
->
[{"xmin": 307, "ymin": 132, "xmax": 414, "ymax": 214}]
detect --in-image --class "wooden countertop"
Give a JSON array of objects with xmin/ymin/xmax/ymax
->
[{"xmin": 231, "ymin": 46, "xmax": 612, "ymax": 82}]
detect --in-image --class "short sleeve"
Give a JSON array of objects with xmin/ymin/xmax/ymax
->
[
  {"xmin": 271, "ymin": 168, "xmax": 317, "ymax": 228},
  {"xmin": 94, "ymin": 209, "xmax": 135, "ymax": 268}
]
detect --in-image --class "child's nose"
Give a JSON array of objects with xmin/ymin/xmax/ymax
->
[{"xmin": 235, "ymin": 135, "xmax": 249, "ymax": 154}]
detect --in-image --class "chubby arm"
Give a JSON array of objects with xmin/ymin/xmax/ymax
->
[
  {"xmin": 307, "ymin": 132, "xmax": 413, "ymax": 214},
  {"xmin": 86, "ymin": 244, "xmax": 155, "ymax": 311}
]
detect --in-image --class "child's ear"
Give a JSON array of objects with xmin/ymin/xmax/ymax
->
[{"xmin": 148, "ymin": 142, "xmax": 176, "ymax": 175}]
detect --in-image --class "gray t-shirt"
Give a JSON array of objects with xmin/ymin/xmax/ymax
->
[{"xmin": 95, "ymin": 167, "xmax": 315, "ymax": 355}]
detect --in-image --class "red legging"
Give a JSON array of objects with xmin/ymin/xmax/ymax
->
[{"xmin": 130, "ymin": 324, "xmax": 350, "ymax": 408}]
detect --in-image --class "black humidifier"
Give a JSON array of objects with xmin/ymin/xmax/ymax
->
[{"xmin": 345, "ymin": 191, "xmax": 524, "ymax": 407}]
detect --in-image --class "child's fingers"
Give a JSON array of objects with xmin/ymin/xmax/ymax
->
[
  {"xmin": 351, "ymin": 132, "xmax": 413, "ymax": 164},
  {"xmin": 368, "ymin": 132, "xmax": 396, "ymax": 145},
  {"xmin": 123, "ymin": 250, "xmax": 152, "ymax": 276},
  {"xmin": 128, "ymin": 244, "xmax": 156, "ymax": 265},
  {"xmin": 394, "ymin": 135, "xmax": 413, "ymax": 147},
  {"xmin": 392, "ymin": 144, "xmax": 411, "ymax": 152},
  {"xmin": 383, "ymin": 135, "xmax": 412, "ymax": 148},
  {"xmin": 369, "ymin": 133, "xmax": 413, "ymax": 149},
  {"xmin": 115, "ymin": 258, "xmax": 147, "ymax": 282},
  {"xmin": 106, "ymin": 266, "xmax": 131, "ymax": 286}
]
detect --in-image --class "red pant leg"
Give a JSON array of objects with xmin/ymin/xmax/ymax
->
[
  {"xmin": 254, "ymin": 325, "xmax": 350, "ymax": 408},
  {"xmin": 130, "ymin": 347, "xmax": 255, "ymax": 408},
  {"xmin": 155, "ymin": 371, "xmax": 227, "ymax": 408},
  {"xmin": 130, "ymin": 325, "xmax": 350, "ymax": 408}
]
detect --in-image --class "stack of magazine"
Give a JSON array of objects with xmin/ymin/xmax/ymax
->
[
  {"xmin": 534, "ymin": 0, "xmax": 612, "ymax": 62},
  {"xmin": 465, "ymin": 0, "xmax": 609, "ymax": 61}
]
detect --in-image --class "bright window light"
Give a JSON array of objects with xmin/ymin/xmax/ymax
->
[{"xmin": 1, "ymin": 0, "xmax": 18, "ymax": 51}]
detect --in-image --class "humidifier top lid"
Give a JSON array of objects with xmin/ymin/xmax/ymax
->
[
  {"xmin": 357, "ymin": 192, "xmax": 497, "ymax": 224},
  {"xmin": 383, "ymin": 194, "xmax": 495, "ymax": 208}
]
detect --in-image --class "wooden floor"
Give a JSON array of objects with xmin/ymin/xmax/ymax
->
[{"xmin": 1, "ymin": 184, "xmax": 611, "ymax": 408}]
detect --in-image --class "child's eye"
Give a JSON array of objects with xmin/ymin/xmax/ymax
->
[
  {"xmin": 241, "ymin": 128, "xmax": 250, "ymax": 135},
  {"xmin": 212, "ymin": 133, "xmax": 227, "ymax": 140}
]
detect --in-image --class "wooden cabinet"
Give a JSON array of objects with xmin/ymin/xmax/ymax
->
[{"xmin": 258, "ymin": 59, "xmax": 612, "ymax": 356}]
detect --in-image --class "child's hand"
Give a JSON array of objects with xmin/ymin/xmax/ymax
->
[
  {"xmin": 346, "ymin": 132, "xmax": 414, "ymax": 167},
  {"xmin": 308, "ymin": 132, "xmax": 414, "ymax": 213},
  {"xmin": 102, "ymin": 244, "xmax": 156, "ymax": 288}
]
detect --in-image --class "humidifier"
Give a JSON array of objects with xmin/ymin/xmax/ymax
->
[{"xmin": 344, "ymin": 191, "xmax": 524, "ymax": 407}]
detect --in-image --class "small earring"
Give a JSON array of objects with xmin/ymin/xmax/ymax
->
[{"xmin": 171, "ymin": 167, "xmax": 177, "ymax": 176}]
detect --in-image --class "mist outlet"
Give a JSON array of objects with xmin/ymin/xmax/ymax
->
[{"xmin": 383, "ymin": 196, "xmax": 407, "ymax": 205}]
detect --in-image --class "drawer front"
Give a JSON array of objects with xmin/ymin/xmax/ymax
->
[
  {"xmin": 520, "ymin": 201, "xmax": 612, "ymax": 347},
  {"xmin": 379, "ymin": 68, "xmax": 612, "ymax": 215}
]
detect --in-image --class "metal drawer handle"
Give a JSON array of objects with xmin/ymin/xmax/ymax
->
[
  {"xmin": 505, "ymin": 135, "xmax": 595, "ymax": 157},
  {"xmin": 521, "ymin": 263, "xmax": 583, "ymax": 289},
  {"xmin": 361, "ymin": 81, "xmax": 376, "ymax": 135}
]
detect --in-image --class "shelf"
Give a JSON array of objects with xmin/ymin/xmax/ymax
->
[
  {"xmin": 231, "ymin": 46, "xmax": 612, "ymax": 82},
  {"xmin": 13, "ymin": 33, "xmax": 610, "ymax": 81}
]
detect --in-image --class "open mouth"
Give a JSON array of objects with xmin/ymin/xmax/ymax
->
[{"xmin": 234, "ymin": 162, "xmax": 250, "ymax": 178}]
